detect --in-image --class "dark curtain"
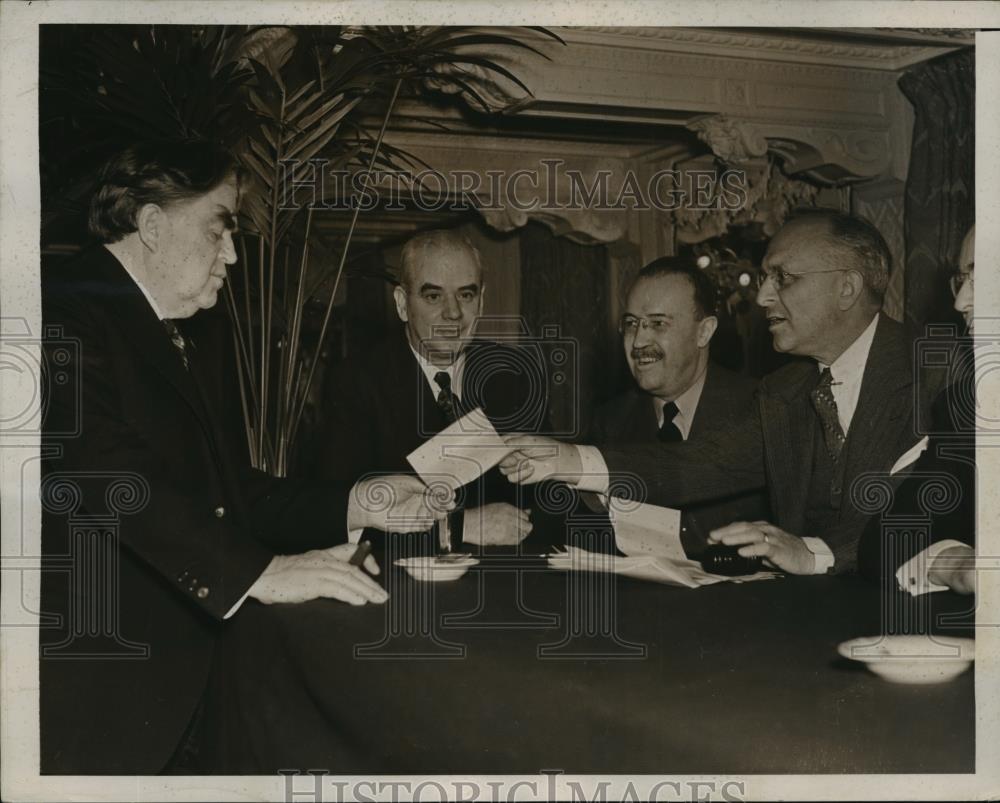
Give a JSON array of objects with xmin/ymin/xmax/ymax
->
[
  {"xmin": 899, "ymin": 49, "xmax": 975, "ymax": 334},
  {"xmin": 520, "ymin": 222, "xmax": 614, "ymax": 440}
]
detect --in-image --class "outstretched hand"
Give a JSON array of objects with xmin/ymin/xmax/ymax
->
[
  {"xmin": 348, "ymin": 474, "xmax": 455, "ymax": 533},
  {"xmin": 498, "ymin": 435, "xmax": 583, "ymax": 485}
]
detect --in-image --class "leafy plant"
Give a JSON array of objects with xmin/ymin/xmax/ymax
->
[{"xmin": 41, "ymin": 24, "xmax": 560, "ymax": 476}]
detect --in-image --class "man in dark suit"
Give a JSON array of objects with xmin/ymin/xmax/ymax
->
[
  {"xmin": 587, "ymin": 257, "xmax": 768, "ymax": 556},
  {"xmin": 502, "ymin": 210, "xmax": 933, "ymax": 576},
  {"xmin": 320, "ymin": 229, "xmax": 551, "ymax": 552},
  {"xmin": 40, "ymin": 140, "xmax": 449, "ymax": 774},
  {"xmin": 858, "ymin": 224, "xmax": 976, "ymax": 595}
]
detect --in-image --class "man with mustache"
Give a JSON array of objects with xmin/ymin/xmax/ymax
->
[
  {"xmin": 40, "ymin": 140, "xmax": 451, "ymax": 774},
  {"xmin": 502, "ymin": 209, "xmax": 933, "ymax": 576},
  {"xmin": 587, "ymin": 257, "xmax": 768, "ymax": 556}
]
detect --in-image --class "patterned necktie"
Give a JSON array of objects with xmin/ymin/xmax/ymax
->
[
  {"xmin": 434, "ymin": 371, "xmax": 459, "ymax": 423},
  {"xmin": 162, "ymin": 319, "xmax": 189, "ymax": 371},
  {"xmin": 658, "ymin": 401, "xmax": 683, "ymax": 443},
  {"xmin": 810, "ymin": 367, "xmax": 845, "ymax": 460}
]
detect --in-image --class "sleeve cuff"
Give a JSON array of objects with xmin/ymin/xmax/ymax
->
[
  {"xmin": 576, "ymin": 445, "xmax": 610, "ymax": 494},
  {"xmin": 896, "ymin": 539, "xmax": 967, "ymax": 596},
  {"xmin": 801, "ymin": 537, "xmax": 834, "ymax": 574},
  {"xmin": 224, "ymin": 588, "xmax": 252, "ymax": 619}
]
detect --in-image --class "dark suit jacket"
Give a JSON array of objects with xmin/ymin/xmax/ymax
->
[
  {"xmin": 40, "ymin": 247, "xmax": 346, "ymax": 774},
  {"xmin": 857, "ymin": 368, "xmax": 976, "ymax": 584},
  {"xmin": 319, "ymin": 329, "xmax": 556, "ymax": 548},
  {"xmin": 589, "ymin": 362, "xmax": 770, "ymax": 554},
  {"xmin": 601, "ymin": 314, "xmax": 931, "ymax": 573}
]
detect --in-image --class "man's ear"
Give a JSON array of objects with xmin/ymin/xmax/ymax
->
[
  {"xmin": 393, "ymin": 285, "xmax": 409, "ymax": 323},
  {"xmin": 839, "ymin": 270, "xmax": 865, "ymax": 311},
  {"xmin": 135, "ymin": 203, "xmax": 164, "ymax": 252},
  {"xmin": 696, "ymin": 315, "xmax": 718, "ymax": 348}
]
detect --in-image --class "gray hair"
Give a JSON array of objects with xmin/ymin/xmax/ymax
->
[
  {"xmin": 399, "ymin": 229, "xmax": 483, "ymax": 288},
  {"xmin": 788, "ymin": 209, "xmax": 891, "ymax": 303}
]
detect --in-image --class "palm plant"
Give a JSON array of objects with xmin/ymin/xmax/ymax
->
[{"xmin": 40, "ymin": 24, "xmax": 560, "ymax": 476}]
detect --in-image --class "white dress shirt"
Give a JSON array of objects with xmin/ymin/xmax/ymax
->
[
  {"xmin": 409, "ymin": 343, "xmax": 467, "ymax": 402},
  {"xmin": 654, "ymin": 367, "xmax": 707, "ymax": 440}
]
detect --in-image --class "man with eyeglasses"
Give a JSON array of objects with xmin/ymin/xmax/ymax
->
[
  {"xmin": 586, "ymin": 257, "xmax": 768, "ymax": 557},
  {"xmin": 501, "ymin": 209, "xmax": 933, "ymax": 577}
]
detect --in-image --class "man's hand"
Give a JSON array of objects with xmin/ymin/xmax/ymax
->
[
  {"xmin": 709, "ymin": 521, "xmax": 816, "ymax": 575},
  {"xmin": 928, "ymin": 544, "xmax": 976, "ymax": 595},
  {"xmin": 499, "ymin": 435, "xmax": 583, "ymax": 485},
  {"xmin": 248, "ymin": 544, "xmax": 387, "ymax": 606},
  {"xmin": 348, "ymin": 474, "xmax": 455, "ymax": 532},
  {"xmin": 462, "ymin": 502, "xmax": 532, "ymax": 546}
]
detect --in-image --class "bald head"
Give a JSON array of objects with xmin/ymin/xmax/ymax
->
[{"xmin": 399, "ymin": 230, "xmax": 483, "ymax": 289}]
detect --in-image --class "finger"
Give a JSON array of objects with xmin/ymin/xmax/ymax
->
[
  {"xmin": 498, "ymin": 453, "xmax": 523, "ymax": 473},
  {"xmin": 502, "ymin": 433, "xmax": 528, "ymax": 446},
  {"xmin": 505, "ymin": 462, "xmax": 536, "ymax": 484},
  {"xmin": 363, "ymin": 554, "xmax": 381, "ymax": 575},
  {"xmin": 708, "ymin": 522, "xmax": 753, "ymax": 542},
  {"xmin": 717, "ymin": 529, "xmax": 760, "ymax": 546},
  {"xmin": 334, "ymin": 570, "xmax": 388, "ymax": 603},
  {"xmin": 737, "ymin": 542, "xmax": 771, "ymax": 558}
]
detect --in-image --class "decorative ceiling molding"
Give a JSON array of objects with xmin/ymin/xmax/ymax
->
[{"xmin": 563, "ymin": 26, "xmax": 965, "ymax": 71}]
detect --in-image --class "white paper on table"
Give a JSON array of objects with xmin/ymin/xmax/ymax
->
[
  {"xmin": 406, "ymin": 407, "xmax": 509, "ymax": 490},
  {"xmin": 890, "ymin": 436, "xmax": 930, "ymax": 476},
  {"xmin": 607, "ymin": 498, "xmax": 686, "ymax": 562},
  {"xmin": 546, "ymin": 546, "xmax": 781, "ymax": 588}
]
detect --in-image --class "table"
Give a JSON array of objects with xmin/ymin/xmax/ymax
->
[{"xmin": 205, "ymin": 556, "xmax": 975, "ymax": 775}]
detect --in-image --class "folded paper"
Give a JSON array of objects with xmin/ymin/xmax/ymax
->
[{"xmin": 406, "ymin": 407, "xmax": 509, "ymax": 490}]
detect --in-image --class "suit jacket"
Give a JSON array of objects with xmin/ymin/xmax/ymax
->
[
  {"xmin": 40, "ymin": 247, "xmax": 346, "ymax": 774},
  {"xmin": 319, "ymin": 329, "xmax": 557, "ymax": 549},
  {"xmin": 601, "ymin": 314, "xmax": 931, "ymax": 573},
  {"xmin": 589, "ymin": 362, "xmax": 770, "ymax": 554},
  {"xmin": 857, "ymin": 367, "xmax": 976, "ymax": 584}
]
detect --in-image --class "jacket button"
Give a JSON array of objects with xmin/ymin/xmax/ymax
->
[
  {"xmin": 213, "ymin": 506, "xmax": 225, "ymax": 518},
  {"xmin": 196, "ymin": 586, "xmax": 210, "ymax": 599}
]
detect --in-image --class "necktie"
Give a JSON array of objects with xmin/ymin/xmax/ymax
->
[
  {"xmin": 658, "ymin": 401, "xmax": 683, "ymax": 443},
  {"xmin": 810, "ymin": 367, "xmax": 845, "ymax": 460},
  {"xmin": 162, "ymin": 320, "xmax": 189, "ymax": 371},
  {"xmin": 434, "ymin": 371, "xmax": 459, "ymax": 423}
]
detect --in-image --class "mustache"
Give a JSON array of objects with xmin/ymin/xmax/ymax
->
[{"xmin": 630, "ymin": 347, "xmax": 664, "ymax": 360}]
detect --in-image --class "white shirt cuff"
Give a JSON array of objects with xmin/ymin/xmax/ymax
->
[
  {"xmin": 801, "ymin": 537, "xmax": 834, "ymax": 574},
  {"xmin": 224, "ymin": 588, "xmax": 252, "ymax": 619},
  {"xmin": 896, "ymin": 539, "xmax": 967, "ymax": 596},
  {"xmin": 576, "ymin": 445, "xmax": 610, "ymax": 494}
]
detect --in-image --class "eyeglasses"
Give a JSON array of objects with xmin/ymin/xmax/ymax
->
[
  {"xmin": 756, "ymin": 267, "xmax": 848, "ymax": 292},
  {"xmin": 618, "ymin": 315, "xmax": 670, "ymax": 336},
  {"xmin": 949, "ymin": 272, "xmax": 974, "ymax": 297}
]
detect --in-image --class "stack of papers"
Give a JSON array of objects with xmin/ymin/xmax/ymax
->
[{"xmin": 546, "ymin": 545, "xmax": 781, "ymax": 588}]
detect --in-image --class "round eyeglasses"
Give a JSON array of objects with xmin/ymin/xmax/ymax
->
[{"xmin": 756, "ymin": 267, "xmax": 849, "ymax": 292}]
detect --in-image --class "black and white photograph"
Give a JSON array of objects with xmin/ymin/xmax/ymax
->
[{"xmin": 1, "ymin": 1, "xmax": 999, "ymax": 800}]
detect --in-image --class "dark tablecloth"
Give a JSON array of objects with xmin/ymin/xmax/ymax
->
[{"xmin": 204, "ymin": 557, "xmax": 975, "ymax": 774}]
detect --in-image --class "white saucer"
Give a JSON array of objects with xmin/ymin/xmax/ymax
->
[
  {"xmin": 394, "ymin": 556, "xmax": 479, "ymax": 582},
  {"xmin": 837, "ymin": 635, "xmax": 974, "ymax": 684}
]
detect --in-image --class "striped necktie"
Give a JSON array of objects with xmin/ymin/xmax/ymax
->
[{"xmin": 162, "ymin": 320, "xmax": 189, "ymax": 371}]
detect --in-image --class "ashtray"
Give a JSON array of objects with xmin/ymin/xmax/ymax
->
[
  {"xmin": 394, "ymin": 555, "xmax": 479, "ymax": 582},
  {"xmin": 837, "ymin": 635, "xmax": 974, "ymax": 684}
]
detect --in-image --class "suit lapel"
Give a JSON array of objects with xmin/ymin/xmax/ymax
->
[
  {"xmin": 840, "ymin": 315, "xmax": 914, "ymax": 516},
  {"xmin": 94, "ymin": 250, "xmax": 211, "ymax": 423},
  {"xmin": 761, "ymin": 365, "xmax": 817, "ymax": 533}
]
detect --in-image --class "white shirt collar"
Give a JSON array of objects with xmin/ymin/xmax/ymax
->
[
  {"xmin": 818, "ymin": 313, "xmax": 879, "ymax": 434},
  {"xmin": 106, "ymin": 245, "xmax": 166, "ymax": 321},
  {"xmin": 409, "ymin": 341, "xmax": 467, "ymax": 399},
  {"xmin": 654, "ymin": 364, "xmax": 708, "ymax": 440}
]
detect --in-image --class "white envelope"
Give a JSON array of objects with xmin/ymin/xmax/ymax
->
[
  {"xmin": 406, "ymin": 407, "xmax": 509, "ymax": 490},
  {"xmin": 606, "ymin": 497, "xmax": 687, "ymax": 562}
]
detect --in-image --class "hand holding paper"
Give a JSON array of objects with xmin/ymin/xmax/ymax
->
[{"xmin": 407, "ymin": 408, "xmax": 511, "ymax": 490}]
